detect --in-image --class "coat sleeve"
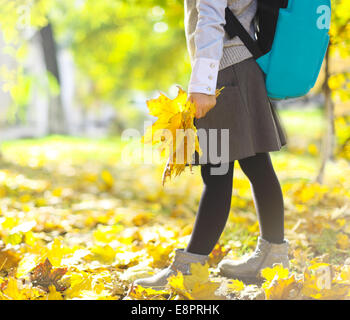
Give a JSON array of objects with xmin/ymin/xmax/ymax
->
[{"xmin": 188, "ymin": 0, "xmax": 227, "ymax": 95}]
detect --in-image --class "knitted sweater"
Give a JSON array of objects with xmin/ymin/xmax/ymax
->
[{"xmin": 184, "ymin": 0, "xmax": 257, "ymax": 95}]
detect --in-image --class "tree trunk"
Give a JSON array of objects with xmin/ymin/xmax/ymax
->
[
  {"xmin": 315, "ymin": 44, "xmax": 335, "ymax": 184},
  {"xmin": 39, "ymin": 22, "xmax": 67, "ymax": 135}
]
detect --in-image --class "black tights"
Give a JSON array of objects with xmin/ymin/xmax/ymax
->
[{"xmin": 185, "ymin": 152, "xmax": 284, "ymax": 255}]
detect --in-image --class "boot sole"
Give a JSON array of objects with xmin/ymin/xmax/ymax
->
[
  {"xmin": 218, "ymin": 269, "xmax": 263, "ymax": 285},
  {"xmin": 132, "ymin": 282, "xmax": 168, "ymax": 291}
]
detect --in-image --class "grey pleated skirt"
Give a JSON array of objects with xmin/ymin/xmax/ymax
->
[{"xmin": 189, "ymin": 56, "xmax": 287, "ymax": 166}]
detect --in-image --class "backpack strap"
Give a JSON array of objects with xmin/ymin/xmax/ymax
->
[{"xmin": 224, "ymin": 7, "xmax": 263, "ymax": 59}]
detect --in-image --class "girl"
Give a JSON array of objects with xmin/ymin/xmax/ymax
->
[{"xmin": 133, "ymin": 0, "xmax": 289, "ymax": 288}]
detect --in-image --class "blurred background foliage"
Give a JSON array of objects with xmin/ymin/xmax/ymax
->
[
  {"xmin": 0, "ymin": 0, "xmax": 349, "ymax": 180},
  {"xmin": 0, "ymin": 0, "xmax": 190, "ymax": 133}
]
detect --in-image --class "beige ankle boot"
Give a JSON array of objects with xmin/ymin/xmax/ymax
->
[
  {"xmin": 218, "ymin": 237, "xmax": 289, "ymax": 283},
  {"xmin": 132, "ymin": 248, "xmax": 209, "ymax": 290}
]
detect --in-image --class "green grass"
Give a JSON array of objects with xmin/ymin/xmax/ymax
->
[
  {"xmin": 279, "ymin": 107, "xmax": 324, "ymax": 139},
  {"xmin": 1, "ymin": 135, "xmax": 126, "ymax": 163},
  {"xmin": 0, "ymin": 107, "xmax": 323, "ymax": 173}
]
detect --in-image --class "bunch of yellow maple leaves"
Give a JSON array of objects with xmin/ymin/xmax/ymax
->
[{"xmin": 141, "ymin": 85, "xmax": 224, "ymax": 185}]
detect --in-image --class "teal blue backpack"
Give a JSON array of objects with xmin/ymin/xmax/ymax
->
[{"xmin": 224, "ymin": 0, "xmax": 331, "ymax": 100}]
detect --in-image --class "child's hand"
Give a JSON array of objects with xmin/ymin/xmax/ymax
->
[{"xmin": 188, "ymin": 93, "xmax": 216, "ymax": 119}]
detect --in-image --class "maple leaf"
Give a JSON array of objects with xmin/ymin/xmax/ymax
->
[
  {"xmin": 30, "ymin": 258, "xmax": 68, "ymax": 292},
  {"xmin": 184, "ymin": 262, "xmax": 222, "ymax": 300},
  {"xmin": 1, "ymin": 277, "xmax": 26, "ymax": 300},
  {"xmin": 0, "ymin": 248, "xmax": 20, "ymax": 273},
  {"xmin": 260, "ymin": 264, "xmax": 302, "ymax": 299},
  {"xmin": 165, "ymin": 262, "xmax": 222, "ymax": 300},
  {"xmin": 46, "ymin": 285, "xmax": 64, "ymax": 300},
  {"xmin": 183, "ymin": 262, "xmax": 210, "ymax": 291},
  {"xmin": 142, "ymin": 85, "xmax": 224, "ymax": 185},
  {"xmin": 16, "ymin": 254, "xmax": 41, "ymax": 279},
  {"xmin": 261, "ymin": 264, "xmax": 289, "ymax": 283},
  {"xmin": 128, "ymin": 283, "xmax": 170, "ymax": 300},
  {"xmin": 166, "ymin": 271, "xmax": 194, "ymax": 300},
  {"xmin": 264, "ymin": 274, "xmax": 301, "ymax": 300},
  {"xmin": 1, "ymin": 277, "xmax": 45, "ymax": 300},
  {"xmin": 64, "ymin": 271, "xmax": 92, "ymax": 298},
  {"xmin": 226, "ymin": 279, "xmax": 245, "ymax": 292},
  {"xmin": 191, "ymin": 281, "xmax": 221, "ymax": 300},
  {"xmin": 209, "ymin": 244, "xmax": 230, "ymax": 266},
  {"xmin": 339, "ymin": 265, "xmax": 350, "ymax": 284}
]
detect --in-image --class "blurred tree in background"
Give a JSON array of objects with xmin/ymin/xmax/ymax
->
[
  {"xmin": 0, "ymin": 0, "xmax": 190, "ymax": 133},
  {"xmin": 49, "ymin": 0, "xmax": 189, "ymax": 110},
  {"xmin": 317, "ymin": 0, "xmax": 350, "ymax": 182}
]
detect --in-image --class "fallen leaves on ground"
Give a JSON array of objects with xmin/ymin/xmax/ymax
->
[{"xmin": 0, "ymin": 137, "xmax": 349, "ymax": 300}]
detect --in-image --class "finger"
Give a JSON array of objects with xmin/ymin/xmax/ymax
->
[
  {"xmin": 195, "ymin": 107, "xmax": 201, "ymax": 119},
  {"xmin": 196, "ymin": 107, "xmax": 203, "ymax": 118}
]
